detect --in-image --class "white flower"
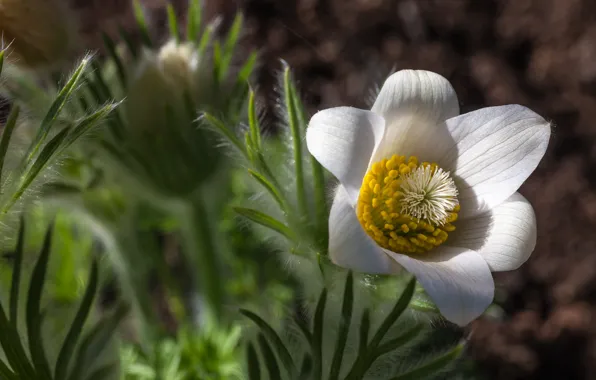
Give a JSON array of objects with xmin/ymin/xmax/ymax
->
[{"xmin": 306, "ymin": 70, "xmax": 550, "ymax": 326}]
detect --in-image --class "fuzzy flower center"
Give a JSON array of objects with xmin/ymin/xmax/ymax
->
[{"xmin": 356, "ymin": 155, "xmax": 460, "ymax": 254}]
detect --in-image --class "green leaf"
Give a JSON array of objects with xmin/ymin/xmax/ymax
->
[
  {"xmin": 219, "ymin": 13, "xmax": 243, "ymax": 81},
  {"xmin": 118, "ymin": 27, "xmax": 138, "ymax": 59},
  {"xmin": 54, "ymin": 260, "xmax": 99, "ymax": 380},
  {"xmin": 0, "ymin": 49, "xmax": 5, "ymax": 75},
  {"xmin": 312, "ymin": 288, "xmax": 327, "ymax": 380},
  {"xmin": 25, "ymin": 56, "xmax": 89, "ymax": 164},
  {"xmin": 67, "ymin": 303, "xmax": 128, "ymax": 380},
  {"xmin": 291, "ymin": 82, "xmax": 327, "ymax": 249},
  {"xmin": 26, "ymin": 226, "xmax": 53, "ymax": 379},
  {"xmin": 358, "ymin": 309, "xmax": 370, "ymax": 357},
  {"xmin": 90, "ymin": 60, "xmax": 112, "ymax": 101},
  {"xmin": 63, "ymin": 103, "xmax": 119, "ymax": 148},
  {"xmin": 166, "ymin": 4, "xmax": 179, "ymax": 42},
  {"xmin": 5, "ymin": 127, "xmax": 71, "ymax": 212},
  {"xmin": 298, "ymin": 354, "xmax": 313, "ymax": 380},
  {"xmin": 197, "ymin": 21, "xmax": 214, "ymax": 56},
  {"xmin": 369, "ymin": 277, "xmax": 416, "ymax": 349},
  {"xmin": 390, "ymin": 344, "xmax": 464, "ymax": 380},
  {"xmin": 240, "ymin": 309, "xmax": 296, "ymax": 377},
  {"xmin": 132, "ymin": 0, "xmax": 152, "ymax": 47},
  {"xmin": 233, "ymin": 207, "xmax": 294, "ymax": 240},
  {"xmin": 247, "ymin": 90, "xmax": 261, "ymax": 150},
  {"xmin": 283, "ymin": 66, "xmax": 307, "ymax": 220},
  {"xmin": 213, "ymin": 41, "xmax": 222, "ymax": 81},
  {"xmin": 86, "ymin": 364, "xmax": 117, "ymax": 380},
  {"xmin": 101, "ymin": 33, "xmax": 127, "ymax": 89},
  {"xmin": 293, "ymin": 313, "xmax": 312, "ymax": 345},
  {"xmin": 0, "ymin": 358, "xmax": 16, "ymax": 380},
  {"xmin": 328, "ymin": 271, "xmax": 354, "ymax": 380},
  {"xmin": 247, "ymin": 169, "xmax": 284, "ymax": 209},
  {"xmin": 0, "ymin": 104, "xmax": 20, "ymax": 188},
  {"xmin": 257, "ymin": 334, "xmax": 281, "ymax": 380},
  {"xmin": 186, "ymin": 0, "xmax": 202, "ymax": 43},
  {"xmin": 0, "ymin": 301, "xmax": 36, "ymax": 378},
  {"xmin": 9, "ymin": 217, "xmax": 24, "ymax": 327},
  {"xmin": 246, "ymin": 342, "xmax": 261, "ymax": 380},
  {"xmin": 201, "ymin": 113, "xmax": 247, "ymax": 158},
  {"xmin": 238, "ymin": 53, "xmax": 258, "ymax": 84},
  {"xmin": 374, "ymin": 324, "xmax": 423, "ymax": 358}
]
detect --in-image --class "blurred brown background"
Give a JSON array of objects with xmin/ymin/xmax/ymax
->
[{"xmin": 71, "ymin": 0, "xmax": 596, "ymax": 379}]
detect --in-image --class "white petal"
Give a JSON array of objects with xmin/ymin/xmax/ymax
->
[
  {"xmin": 385, "ymin": 247, "xmax": 494, "ymax": 326},
  {"xmin": 440, "ymin": 105, "xmax": 550, "ymax": 218},
  {"xmin": 370, "ymin": 70, "xmax": 460, "ymax": 162},
  {"xmin": 306, "ymin": 107, "xmax": 385, "ymax": 203},
  {"xmin": 328, "ymin": 186, "xmax": 398, "ymax": 274},
  {"xmin": 451, "ymin": 193, "xmax": 537, "ymax": 272}
]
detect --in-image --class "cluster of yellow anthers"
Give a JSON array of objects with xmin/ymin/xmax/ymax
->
[{"xmin": 356, "ymin": 155, "xmax": 460, "ymax": 254}]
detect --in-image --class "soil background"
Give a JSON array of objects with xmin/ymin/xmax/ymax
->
[{"xmin": 59, "ymin": 0, "xmax": 596, "ymax": 379}]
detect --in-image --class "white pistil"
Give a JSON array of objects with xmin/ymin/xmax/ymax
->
[{"xmin": 400, "ymin": 166, "xmax": 459, "ymax": 225}]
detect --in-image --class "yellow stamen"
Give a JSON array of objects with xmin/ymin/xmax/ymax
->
[{"xmin": 356, "ymin": 155, "xmax": 459, "ymax": 254}]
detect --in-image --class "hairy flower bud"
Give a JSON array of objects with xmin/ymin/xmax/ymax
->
[{"xmin": 157, "ymin": 40, "xmax": 199, "ymax": 91}]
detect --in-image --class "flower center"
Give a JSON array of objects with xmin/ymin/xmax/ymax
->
[{"xmin": 356, "ymin": 155, "xmax": 460, "ymax": 254}]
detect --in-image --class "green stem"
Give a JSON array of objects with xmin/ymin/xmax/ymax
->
[{"xmin": 179, "ymin": 190, "xmax": 223, "ymax": 322}]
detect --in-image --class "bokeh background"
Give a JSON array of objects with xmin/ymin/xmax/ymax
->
[{"xmin": 63, "ymin": 0, "xmax": 596, "ymax": 378}]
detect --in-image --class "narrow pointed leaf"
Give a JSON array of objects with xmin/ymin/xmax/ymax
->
[
  {"xmin": 86, "ymin": 364, "xmax": 117, "ymax": 380},
  {"xmin": 293, "ymin": 313, "xmax": 312, "ymax": 345},
  {"xmin": 292, "ymin": 82, "xmax": 327, "ymax": 248},
  {"xmin": 0, "ymin": 105, "xmax": 20, "ymax": 186},
  {"xmin": 63, "ymin": 103, "xmax": 119, "ymax": 148},
  {"xmin": 358, "ymin": 309, "xmax": 371, "ymax": 357},
  {"xmin": 233, "ymin": 207, "xmax": 294, "ymax": 239},
  {"xmin": 312, "ymin": 288, "xmax": 327, "ymax": 380},
  {"xmin": 238, "ymin": 53, "xmax": 258, "ymax": 83},
  {"xmin": 132, "ymin": 0, "xmax": 152, "ymax": 47},
  {"xmin": 90, "ymin": 60, "xmax": 112, "ymax": 100},
  {"xmin": 101, "ymin": 33, "xmax": 127, "ymax": 89},
  {"xmin": 67, "ymin": 303, "xmax": 128, "ymax": 380},
  {"xmin": 166, "ymin": 4, "xmax": 179, "ymax": 42},
  {"xmin": 0, "ymin": 358, "xmax": 16, "ymax": 380},
  {"xmin": 5, "ymin": 127, "xmax": 71, "ymax": 212},
  {"xmin": 240, "ymin": 309, "xmax": 296, "ymax": 376},
  {"xmin": 197, "ymin": 22, "xmax": 214, "ymax": 56},
  {"xmin": 283, "ymin": 66, "xmax": 307, "ymax": 219},
  {"xmin": 390, "ymin": 344, "xmax": 464, "ymax": 380},
  {"xmin": 0, "ymin": 49, "xmax": 4, "ymax": 75},
  {"xmin": 202, "ymin": 113, "xmax": 247, "ymax": 157},
  {"xmin": 219, "ymin": 13, "xmax": 243, "ymax": 81},
  {"xmin": 247, "ymin": 170, "xmax": 284, "ymax": 209},
  {"xmin": 9, "ymin": 218, "xmax": 24, "ymax": 326},
  {"xmin": 248, "ymin": 90, "xmax": 260, "ymax": 149},
  {"xmin": 25, "ymin": 57, "xmax": 89, "ymax": 163},
  {"xmin": 374, "ymin": 324, "xmax": 424, "ymax": 358},
  {"xmin": 298, "ymin": 354, "xmax": 313, "ymax": 380},
  {"xmin": 26, "ymin": 226, "xmax": 53, "ymax": 379},
  {"xmin": 118, "ymin": 27, "xmax": 138, "ymax": 59},
  {"xmin": 369, "ymin": 277, "xmax": 416, "ymax": 349},
  {"xmin": 257, "ymin": 334, "xmax": 281, "ymax": 380},
  {"xmin": 328, "ymin": 271, "xmax": 354, "ymax": 380},
  {"xmin": 246, "ymin": 342, "xmax": 261, "ymax": 380},
  {"xmin": 0, "ymin": 301, "xmax": 36, "ymax": 378},
  {"xmin": 186, "ymin": 0, "xmax": 202, "ymax": 43},
  {"xmin": 54, "ymin": 260, "xmax": 99, "ymax": 380}
]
